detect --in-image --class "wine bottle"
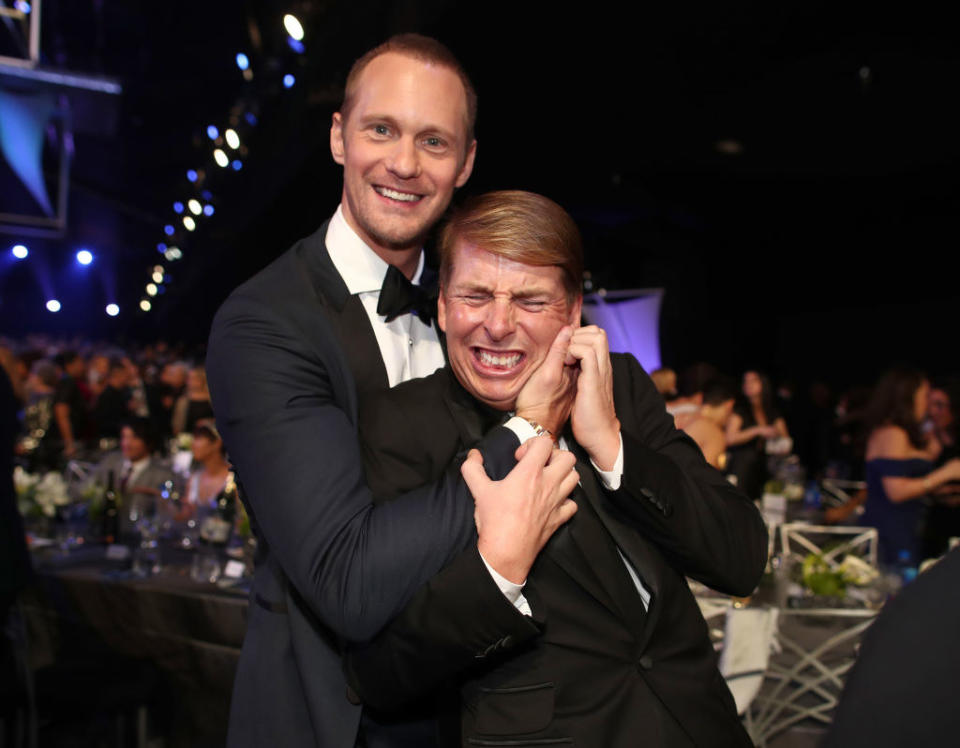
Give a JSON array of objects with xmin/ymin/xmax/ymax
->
[{"xmin": 102, "ymin": 470, "xmax": 119, "ymax": 544}]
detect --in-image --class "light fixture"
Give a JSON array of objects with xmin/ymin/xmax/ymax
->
[
  {"xmin": 46, "ymin": 299, "xmax": 61, "ymax": 312},
  {"xmin": 140, "ymin": 299, "xmax": 152, "ymax": 311},
  {"xmin": 225, "ymin": 129, "xmax": 240, "ymax": 149},
  {"xmin": 188, "ymin": 199, "xmax": 202, "ymax": 215},
  {"xmin": 76, "ymin": 250, "xmax": 93, "ymax": 265},
  {"xmin": 283, "ymin": 14, "xmax": 304, "ymax": 41},
  {"xmin": 183, "ymin": 216, "xmax": 196, "ymax": 231},
  {"xmin": 214, "ymin": 149, "xmax": 229, "ymax": 167},
  {"xmin": 12, "ymin": 244, "xmax": 29, "ymax": 259},
  {"xmin": 106, "ymin": 304, "xmax": 119, "ymax": 317}
]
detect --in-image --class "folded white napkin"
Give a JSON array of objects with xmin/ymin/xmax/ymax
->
[{"xmin": 719, "ymin": 607, "xmax": 780, "ymax": 715}]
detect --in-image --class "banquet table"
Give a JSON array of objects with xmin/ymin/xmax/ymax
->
[{"xmin": 22, "ymin": 541, "xmax": 249, "ymax": 746}]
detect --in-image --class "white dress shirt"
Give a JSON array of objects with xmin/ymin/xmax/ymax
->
[{"xmin": 325, "ymin": 206, "xmax": 446, "ymax": 386}]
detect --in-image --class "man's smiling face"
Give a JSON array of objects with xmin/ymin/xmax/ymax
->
[
  {"xmin": 330, "ymin": 52, "xmax": 476, "ymax": 260},
  {"xmin": 438, "ymin": 241, "xmax": 582, "ymax": 411}
]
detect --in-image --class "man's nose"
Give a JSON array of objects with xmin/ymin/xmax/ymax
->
[
  {"xmin": 386, "ymin": 137, "xmax": 420, "ymax": 179},
  {"xmin": 484, "ymin": 298, "xmax": 515, "ymax": 340}
]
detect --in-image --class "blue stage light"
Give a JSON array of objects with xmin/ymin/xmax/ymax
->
[
  {"xmin": 46, "ymin": 299, "xmax": 61, "ymax": 313},
  {"xmin": 76, "ymin": 249, "xmax": 93, "ymax": 265},
  {"xmin": 283, "ymin": 74, "xmax": 295, "ymax": 89},
  {"xmin": 12, "ymin": 244, "xmax": 28, "ymax": 259},
  {"xmin": 173, "ymin": 201, "xmax": 184, "ymax": 214},
  {"xmin": 236, "ymin": 53, "xmax": 249, "ymax": 71},
  {"xmin": 201, "ymin": 190, "xmax": 213, "ymax": 200},
  {"xmin": 203, "ymin": 204, "xmax": 215, "ymax": 216},
  {"xmin": 244, "ymin": 112, "xmax": 257, "ymax": 126},
  {"xmin": 186, "ymin": 169, "xmax": 198, "ymax": 182},
  {"xmin": 164, "ymin": 224, "xmax": 175, "ymax": 236},
  {"xmin": 14, "ymin": 1, "xmax": 31, "ymax": 13},
  {"xmin": 106, "ymin": 304, "xmax": 119, "ymax": 317},
  {"xmin": 207, "ymin": 125, "xmax": 219, "ymax": 140},
  {"xmin": 231, "ymin": 160, "xmax": 243, "ymax": 171},
  {"xmin": 157, "ymin": 243, "xmax": 167, "ymax": 253},
  {"xmin": 287, "ymin": 38, "xmax": 305, "ymax": 54}
]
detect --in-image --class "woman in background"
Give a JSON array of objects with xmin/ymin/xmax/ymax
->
[
  {"xmin": 921, "ymin": 380, "xmax": 960, "ymax": 557},
  {"xmin": 725, "ymin": 370, "xmax": 789, "ymax": 499},
  {"xmin": 862, "ymin": 368, "xmax": 960, "ymax": 565},
  {"xmin": 171, "ymin": 366, "xmax": 214, "ymax": 436}
]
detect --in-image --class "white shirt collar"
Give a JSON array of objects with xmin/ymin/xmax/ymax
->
[{"xmin": 325, "ymin": 204, "xmax": 425, "ymax": 295}]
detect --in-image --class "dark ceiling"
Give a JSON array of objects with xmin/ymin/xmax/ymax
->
[{"xmin": 1, "ymin": 0, "xmax": 958, "ymax": 384}]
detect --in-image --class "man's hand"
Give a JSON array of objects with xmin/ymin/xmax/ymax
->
[
  {"xmin": 515, "ymin": 326, "xmax": 578, "ymax": 436},
  {"xmin": 463, "ymin": 435, "xmax": 579, "ymax": 584},
  {"xmin": 567, "ymin": 326, "xmax": 620, "ymax": 471}
]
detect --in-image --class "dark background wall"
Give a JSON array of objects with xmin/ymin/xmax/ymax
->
[{"xmin": 1, "ymin": 0, "xmax": 957, "ymax": 388}]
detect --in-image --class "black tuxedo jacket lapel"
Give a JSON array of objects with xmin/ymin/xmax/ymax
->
[
  {"xmin": 550, "ymin": 441, "xmax": 650, "ymax": 631},
  {"xmin": 296, "ymin": 220, "xmax": 390, "ymax": 400}
]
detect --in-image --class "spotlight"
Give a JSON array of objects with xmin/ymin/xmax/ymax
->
[
  {"xmin": 164, "ymin": 224, "xmax": 175, "ymax": 236},
  {"xmin": 106, "ymin": 304, "xmax": 120, "ymax": 317},
  {"xmin": 203, "ymin": 204, "xmax": 215, "ymax": 217},
  {"xmin": 214, "ymin": 149, "xmax": 229, "ymax": 167},
  {"xmin": 12, "ymin": 244, "xmax": 29, "ymax": 259},
  {"xmin": 46, "ymin": 299, "xmax": 61, "ymax": 313},
  {"xmin": 152, "ymin": 271, "xmax": 164, "ymax": 283},
  {"xmin": 173, "ymin": 201, "xmax": 184, "ymax": 213},
  {"xmin": 283, "ymin": 14, "xmax": 304, "ymax": 41},
  {"xmin": 188, "ymin": 199, "xmax": 202, "ymax": 215},
  {"xmin": 207, "ymin": 125, "xmax": 219, "ymax": 140},
  {"xmin": 231, "ymin": 160, "xmax": 243, "ymax": 171},
  {"xmin": 187, "ymin": 169, "xmax": 199, "ymax": 182},
  {"xmin": 146, "ymin": 283, "xmax": 158, "ymax": 296},
  {"xmin": 183, "ymin": 216, "xmax": 196, "ymax": 231},
  {"xmin": 225, "ymin": 129, "xmax": 240, "ymax": 149},
  {"xmin": 76, "ymin": 249, "xmax": 93, "ymax": 265},
  {"xmin": 140, "ymin": 299, "xmax": 152, "ymax": 312},
  {"xmin": 283, "ymin": 74, "xmax": 295, "ymax": 89},
  {"xmin": 236, "ymin": 53, "xmax": 249, "ymax": 71}
]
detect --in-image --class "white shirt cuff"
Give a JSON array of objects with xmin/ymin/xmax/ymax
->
[
  {"xmin": 480, "ymin": 551, "xmax": 532, "ymax": 617},
  {"xmin": 503, "ymin": 416, "xmax": 539, "ymax": 444},
  {"xmin": 590, "ymin": 432, "xmax": 624, "ymax": 491}
]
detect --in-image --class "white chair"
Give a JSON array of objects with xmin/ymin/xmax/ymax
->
[{"xmin": 779, "ymin": 524, "xmax": 878, "ymax": 571}]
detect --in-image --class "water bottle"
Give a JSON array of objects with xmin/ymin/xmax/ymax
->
[{"xmin": 803, "ymin": 480, "xmax": 821, "ymax": 510}]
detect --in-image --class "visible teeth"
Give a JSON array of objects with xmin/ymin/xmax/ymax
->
[
  {"xmin": 478, "ymin": 351, "xmax": 521, "ymax": 367},
  {"xmin": 376, "ymin": 186, "xmax": 420, "ymax": 202}
]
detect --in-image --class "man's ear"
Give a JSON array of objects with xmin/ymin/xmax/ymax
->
[
  {"xmin": 568, "ymin": 294, "xmax": 583, "ymax": 327},
  {"xmin": 330, "ymin": 112, "xmax": 345, "ymax": 165},
  {"xmin": 437, "ymin": 291, "xmax": 448, "ymax": 333},
  {"xmin": 454, "ymin": 139, "xmax": 477, "ymax": 188}
]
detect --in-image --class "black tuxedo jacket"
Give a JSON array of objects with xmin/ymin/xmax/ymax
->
[
  {"xmin": 348, "ymin": 358, "xmax": 766, "ymax": 746},
  {"xmin": 206, "ymin": 221, "xmax": 522, "ymax": 748}
]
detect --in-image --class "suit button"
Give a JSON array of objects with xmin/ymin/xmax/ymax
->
[{"xmin": 637, "ymin": 655, "xmax": 653, "ymax": 671}]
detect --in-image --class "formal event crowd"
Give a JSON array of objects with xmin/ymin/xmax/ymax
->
[
  {"xmin": 2, "ymin": 337, "xmax": 958, "ymax": 568},
  {"xmin": 3, "ymin": 31, "xmax": 958, "ymax": 748}
]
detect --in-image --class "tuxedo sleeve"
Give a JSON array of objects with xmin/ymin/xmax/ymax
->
[
  {"xmin": 346, "ymin": 386, "xmax": 542, "ymax": 710},
  {"xmin": 207, "ymin": 290, "xmax": 518, "ymax": 641},
  {"xmin": 607, "ymin": 354, "xmax": 767, "ymax": 596}
]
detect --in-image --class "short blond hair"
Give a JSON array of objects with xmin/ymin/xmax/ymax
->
[
  {"xmin": 341, "ymin": 33, "xmax": 477, "ymax": 143},
  {"xmin": 438, "ymin": 190, "xmax": 583, "ymax": 303}
]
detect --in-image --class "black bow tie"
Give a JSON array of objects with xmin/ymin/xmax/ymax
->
[{"xmin": 376, "ymin": 264, "xmax": 438, "ymax": 325}]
